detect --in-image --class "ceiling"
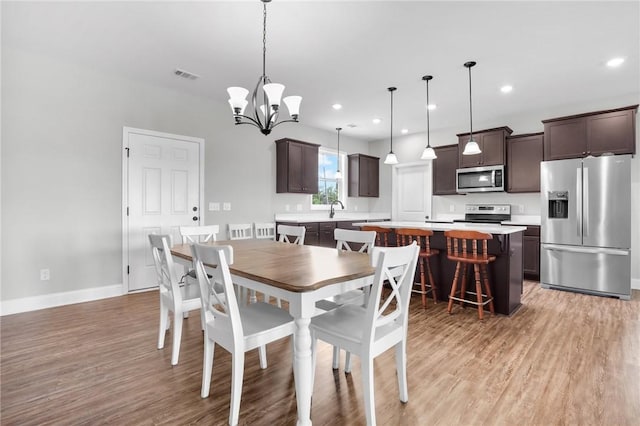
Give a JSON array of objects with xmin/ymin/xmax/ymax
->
[{"xmin": 3, "ymin": 1, "xmax": 639, "ymax": 141}]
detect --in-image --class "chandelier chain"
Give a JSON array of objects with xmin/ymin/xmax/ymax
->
[{"xmin": 262, "ymin": 2, "xmax": 267, "ymax": 78}]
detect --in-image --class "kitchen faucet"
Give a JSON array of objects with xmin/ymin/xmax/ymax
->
[{"xmin": 329, "ymin": 200, "xmax": 344, "ymax": 219}]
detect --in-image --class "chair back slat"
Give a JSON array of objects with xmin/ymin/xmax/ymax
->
[
  {"xmin": 361, "ymin": 225, "xmax": 393, "ymax": 247},
  {"xmin": 334, "ymin": 228, "xmax": 376, "ymax": 253},
  {"xmin": 228, "ymin": 223, "xmax": 253, "ymax": 240},
  {"xmin": 277, "ymin": 224, "xmax": 306, "ymax": 245},
  {"xmin": 444, "ymin": 230, "xmax": 493, "ymax": 258},
  {"xmin": 179, "ymin": 225, "xmax": 219, "ymax": 244},
  {"xmin": 395, "ymin": 228, "xmax": 434, "ymax": 253},
  {"xmin": 149, "ymin": 234, "xmax": 182, "ymax": 307},
  {"xmin": 254, "ymin": 222, "xmax": 276, "ymax": 240}
]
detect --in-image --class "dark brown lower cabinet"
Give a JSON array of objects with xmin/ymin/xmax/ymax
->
[
  {"xmin": 523, "ymin": 226, "xmax": 540, "ymax": 280},
  {"xmin": 276, "ymin": 222, "xmax": 319, "ymax": 246},
  {"xmin": 318, "ymin": 222, "xmax": 336, "ymax": 247}
]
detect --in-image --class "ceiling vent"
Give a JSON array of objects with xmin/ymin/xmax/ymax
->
[{"xmin": 174, "ymin": 68, "xmax": 200, "ymax": 80}]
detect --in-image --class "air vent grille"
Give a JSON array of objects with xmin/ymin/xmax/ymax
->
[{"xmin": 174, "ymin": 68, "xmax": 200, "ymax": 80}]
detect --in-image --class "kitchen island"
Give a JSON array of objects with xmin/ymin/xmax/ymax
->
[{"xmin": 355, "ymin": 221, "xmax": 526, "ymax": 316}]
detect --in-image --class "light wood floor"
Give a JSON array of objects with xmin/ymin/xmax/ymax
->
[{"xmin": 1, "ymin": 281, "xmax": 638, "ymax": 425}]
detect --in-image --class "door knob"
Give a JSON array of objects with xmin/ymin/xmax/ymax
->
[{"xmin": 192, "ymin": 216, "xmax": 199, "ymax": 221}]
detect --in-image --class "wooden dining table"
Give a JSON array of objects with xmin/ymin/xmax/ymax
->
[{"xmin": 171, "ymin": 239, "xmax": 376, "ymax": 426}]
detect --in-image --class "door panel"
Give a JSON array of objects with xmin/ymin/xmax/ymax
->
[
  {"xmin": 393, "ymin": 164, "xmax": 432, "ymax": 221},
  {"xmin": 127, "ymin": 131, "xmax": 201, "ymax": 291},
  {"xmin": 582, "ymin": 155, "xmax": 630, "ymax": 249},
  {"xmin": 540, "ymin": 158, "xmax": 582, "ymax": 246}
]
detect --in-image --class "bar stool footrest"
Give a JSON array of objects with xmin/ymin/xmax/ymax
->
[{"xmin": 448, "ymin": 294, "xmax": 493, "ymax": 306}]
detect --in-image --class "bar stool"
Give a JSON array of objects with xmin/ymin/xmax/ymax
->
[
  {"xmin": 360, "ymin": 225, "xmax": 392, "ymax": 247},
  {"xmin": 444, "ymin": 230, "xmax": 495, "ymax": 320},
  {"xmin": 395, "ymin": 228, "xmax": 439, "ymax": 308}
]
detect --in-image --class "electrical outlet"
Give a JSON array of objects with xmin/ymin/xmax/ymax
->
[
  {"xmin": 223, "ymin": 202, "xmax": 231, "ymax": 211},
  {"xmin": 209, "ymin": 202, "xmax": 220, "ymax": 211},
  {"xmin": 40, "ymin": 269, "xmax": 50, "ymax": 281}
]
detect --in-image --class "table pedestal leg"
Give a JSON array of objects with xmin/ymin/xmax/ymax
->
[{"xmin": 294, "ymin": 317, "xmax": 312, "ymax": 426}]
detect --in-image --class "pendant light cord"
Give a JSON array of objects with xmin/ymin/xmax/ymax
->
[
  {"xmin": 390, "ymin": 89, "xmax": 394, "ymax": 152},
  {"xmin": 426, "ymin": 80, "xmax": 430, "ymax": 148},
  {"xmin": 262, "ymin": 3, "xmax": 267, "ymax": 79},
  {"xmin": 468, "ymin": 65, "xmax": 473, "ymax": 139}
]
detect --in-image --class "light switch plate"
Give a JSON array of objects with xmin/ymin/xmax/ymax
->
[
  {"xmin": 223, "ymin": 202, "xmax": 231, "ymax": 211},
  {"xmin": 209, "ymin": 202, "xmax": 220, "ymax": 211}
]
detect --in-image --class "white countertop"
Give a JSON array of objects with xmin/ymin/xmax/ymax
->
[
  {"xmin": 352, "ymin": 221, "xmax": 527, "ymax": 235},
  {"xmin": 434, "ymin": 214, "xmax": 541, "ymax": 227},
  {"xmin": 275, "ymin": 212, "xmax": 391, "ymax": 223}
]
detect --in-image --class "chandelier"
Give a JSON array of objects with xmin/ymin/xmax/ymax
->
[{"xmin": 226, "ymin": 0, "xmax": 301, "ymax": 136}]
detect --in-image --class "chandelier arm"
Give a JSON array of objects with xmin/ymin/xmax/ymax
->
[
  {"xmin": 270, "ymin": 118, "xmax": 299, "ymax": 129},
  {"xmin": 233, "ymin": 114, "xmax": 263, "ymax": 128}
]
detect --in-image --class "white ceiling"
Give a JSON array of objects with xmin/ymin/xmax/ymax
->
[{"xmin": 3, "ymin": 1, "xmax": 639, "ymax": 141}]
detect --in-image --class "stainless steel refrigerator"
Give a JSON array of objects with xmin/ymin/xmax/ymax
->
[{"xmin": 540, "ymin": 154, "xmax": 631, "ymax": 299}]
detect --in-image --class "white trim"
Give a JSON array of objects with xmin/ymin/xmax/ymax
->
[
  {"xmin": 311, "ymin": 148, "xmax": 347, "ymax": 210},
  {"xmin": 632, "ymin": 278, "xmax": 640, "ymax": 290},
  {"xmin": 0, "ymin": 285, "xmax": 124, "ymax": 316},
  {"xmin": 121, "ymin": 127, "xmax": 205, "ymax": 294}
]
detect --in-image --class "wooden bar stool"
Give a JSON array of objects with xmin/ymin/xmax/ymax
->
[
  {"xmin": 395, "ymin": 228, "xmax": 439, "ymax": 308},
  {"xmin": 444, "ymin": 230, "xmax": 495, "ymax": 320},
  {"xmin": 361, "ymin": 225, "xmax": 392, "ymax": 247}
]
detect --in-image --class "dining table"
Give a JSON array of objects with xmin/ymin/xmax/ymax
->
[{"xmin": 171, "ymin": 239, "xmax": 376, "ymax": 426}]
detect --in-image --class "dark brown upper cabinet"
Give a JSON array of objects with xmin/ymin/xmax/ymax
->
[
  {"xmin": 542, "ymin": 105, "xmax": 637, "ymax": 161},
  {"xmin": 457, "ymin": 127, "xmax": 513, "ymax": 168},
  {"xmin": 507, "ymin": 132, "xmax": 544, "ymax": 193},
  {"xmin": 432, "ymin": 144, "xmax": 458, "ymax": 195},
  {"xmin": 276, "ymin": 138, "xmax": 319, "ymax": 194},
  {"xmin": 348, "ymin": 154, "xmax": 379, "ymax": 197}
]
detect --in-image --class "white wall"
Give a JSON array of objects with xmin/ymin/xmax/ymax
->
[
  {"xmin": 0, "ymin": 46, "xmax": 371, "ymax": 304},
  {"xmin": 369, "ymin": 94, "xmax": 640, "ymax": 285}
]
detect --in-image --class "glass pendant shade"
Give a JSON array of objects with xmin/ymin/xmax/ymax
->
[
  {"xmin": 335, "ymin": 170, "xmax": 342, "ymax": 179},
  {"xmin": 263, "ymin": 83, "xmax": 285, "ymax": 107},
  {"xmin": 384, "ymin": 152, "xmax": 398, "ymax": 165},
  {"xmin": 421, "ymin": 146, "xmax": 437, "ymax": 160},
  {"xmin": 227, "ymin": 87, "xmax": 249, "ymax": 112},
  {"xmin": 463, "ymin": 138, "xmax": 482, "ymax": 155},
  {"xmin": 228, "ymin": 99, "xmax": 248, "ymax": 115},
  {"xmin": 335, "ymin": 127, "xmax": 343, "ymax": 179},
  {"xmin": 283, "ymin": 96, "xmax": 302, "ymax": 117}
]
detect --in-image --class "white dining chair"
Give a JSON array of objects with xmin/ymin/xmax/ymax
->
[
  {"xmin": 254, "ymin": 222, "xmax": 276, "ymax": 240},
  {"xmin": 315, "ymin": 228, "xmax": 377, "ymax": 369},
  {"xmin": 179, "ymin": 225, "xmax": 219, "ymax": 284},
  {"xmin": 191, "ymin": 243, "xmax": 295, "ymax": 426},
  {"xmin": 149, "ymin": 234, "xmax": 203, "ymax": 366},
  {"xmin": 277, "ymin": 224, "xmax": 306, "ymax": 245},
  {"xmin": 228, "ymin": 223, "xmax": 253, "ymax": 240},
  {"xmin": 310, "ymin": 242, "xmax": 419, "ymax": 426}
]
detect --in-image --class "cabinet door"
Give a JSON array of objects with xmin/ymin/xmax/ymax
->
[
  {"xmin": 365, "ymin": 156, "xmax": 379, "ymax": 197},
  {"xmin": 523, "ymin": 236, "xmax": 540, "ymax": 278},
  {"xmin": 287, "ymin": 142, "xmax": 305, "ymax": 192},
  {"xmin": 543, "ymin": 118, "xmax": 587, "ymax": 160},
  {"xmin": 318, "ymin": 222, "xmax": 336, "ymax": 247},
  {"xmin": 432, "ymin": 145, "xmax": 458, "ymax": 195},
  {"xmin": 481, "ymin": 131, "xmax": 506, "ymax": 166},
  {"xmin": 276, "ymin": 139, "xmax": 319, "ymax": 194},
  {"xmin": 507, "ymin": 134, "xmax": 543, "ymax": 193},
  {"xmin": 302, "ymin": 144, "xmax": 319, "ymax": 193},
  {"xmin": 586, "ymin": 109, "xmax": 636, "ymax": 156}
]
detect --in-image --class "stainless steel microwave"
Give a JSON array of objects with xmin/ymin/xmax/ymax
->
[{"xmin": 456, "ymin": 165, "xmax": 505, "ymax": 193}]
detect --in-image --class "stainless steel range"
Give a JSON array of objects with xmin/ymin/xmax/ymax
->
[{"xmin": 453, "ymin": 204, "xmax": 511, "ymax": 224}]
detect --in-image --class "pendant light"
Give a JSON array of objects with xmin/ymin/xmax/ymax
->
[
  {"xmin": 462, "ymin": 61, "xmax": 481, "ymax": 155},
  {"xmin": 384, "ymin": 87, "xmax": 399, "ymax": 165},
  {"xmin": 226, "ymin": 0, "xmax": 301, "ymax": 136},
  {"xmin": 420, "ymin": 75, "xmax": 437, "ymax": 160},
  {"xmin": 334, "ymin": 127, "xmax": 343, "ymax": 179}
]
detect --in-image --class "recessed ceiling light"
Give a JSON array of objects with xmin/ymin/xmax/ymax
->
[
  {"xmin": 372, "ymin": 118, "xmax": 382, "ymax": 124},
  {"xmin": 332, "ymin": 103, "xmax": 343, "ymax": 110},
  {"xmin": 401, "ymin": 129, "xmax": 409, "ymax": 134},
  {"xmin": 500, "ymin": 85, "xmax": 513, "ymax": 93},
  {"xmin": 347, "ymin": 123, "xmax": 357, "ymax": 128},
  {"xmin": 607, "ymin": 57, "xmax": 625, "ymax": 67},
  {"xmin": 427, "ymin": 104, "xmax": 437, "ymax": 110}
]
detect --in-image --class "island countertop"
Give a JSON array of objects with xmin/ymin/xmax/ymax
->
[{"xmin": 352, "ymin": 221, "xmax": 526, "ymax": 235}]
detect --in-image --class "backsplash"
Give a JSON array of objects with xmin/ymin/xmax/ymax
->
[{"xmin": 432, "ymin": 192, "xmax": 541, "ymax": 218}]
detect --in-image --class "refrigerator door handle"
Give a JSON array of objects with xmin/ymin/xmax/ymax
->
[
  {"xmin": 583, "ymin": 167, "xmax": 589, "ymax": 237},
  {"xmin": 576, "ymin": 167, "xmax": 582, "ymax": 237},
  {"xmin": 542, "ymin": 243, "xmax": 629, "ymax": 256}
]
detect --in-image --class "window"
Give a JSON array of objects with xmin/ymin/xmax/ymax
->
[{"xmin": 312, "ymin": 148, "xmax": 345, "ymax": 209}]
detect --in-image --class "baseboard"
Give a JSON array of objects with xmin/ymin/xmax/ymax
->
[
  {"xmin": 632, "ymin": 278, "xmax": 640, "ymax": 291},
  {"xmin": 0, "ymin": 284, "xmax": 124, "ymax": 316}
]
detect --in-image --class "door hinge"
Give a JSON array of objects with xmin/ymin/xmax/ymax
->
[
  {"xmin": 127, "ymin": 265, "xmax": 130, "ymax": 275},
  {"xmin": 125, "ymin": 147, "xmax": 130, "ymax": 157}
]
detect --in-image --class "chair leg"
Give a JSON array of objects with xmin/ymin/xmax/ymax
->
[
  {"xmin": 418, "ymin": 258, "xmax": 427, "ymax": 308},
  {"xmin": 345, "ymin": 351, "xmax": 352, "ymax": 374},
  {"xmin": 171, "ymin": 313, "xmax": 183, "ymax": 365},
  {"xmin": 395, "ymin": 341, "xmax": 408, "ymax": 403},
  {"xmin": 362, "ymin": 357, "xmax": 376, "ymax": 426},
  {"xmin": 447, "ymin": 262, "xmax": 461, "ymax": 314},
  {"xmin": 474, "ymin": 264, "xmax": 484, "ymax": 320},
  {"xmin": 482, "ymin": 264, "xmax": 495, "ymax": 315},
  {"xmin": 460, "ymin": 264, "xmax": 468, "ymax": 308},
  {"xmin": 229, "ymin": 351, "xmax": 245, "ymax": 426},
  {"xmin": 201, "ymin": 337, "xmax": 215, "ymax": 398},
  {"xmin": 258, "ymin": 345, "xmax": 267, "ymax": 369},
  {"xmin": 426, "ymin": 257, "xmax": 438, "ymax": 304},
  {"xmin": 311, "ymin": 333, "xmax": 317, "ymax": 394},
  {"xmin": 332, "ymin": 346, "xmax": 340, "ymax": 369},
  {"xmin": 158, "ymin": 303, "xmax": 169, "ymax": 349}
]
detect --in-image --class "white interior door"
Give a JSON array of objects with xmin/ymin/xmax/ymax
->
[
  {"xmin": 123, "ymin": 127, "xmax": 204, "ymax": 292},
  {"xmin": 392, "ymin": 162, "xmax": 433, "ymax": 221}
]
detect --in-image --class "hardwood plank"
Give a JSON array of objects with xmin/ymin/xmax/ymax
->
[{"xmin": 1, "ymin": 282, "xmax": 639, "ymax": 425}]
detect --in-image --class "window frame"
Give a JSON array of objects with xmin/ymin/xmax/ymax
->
[{"xmin": 310, "ymin": 147, "xmax": 346, "ymax": 210}]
